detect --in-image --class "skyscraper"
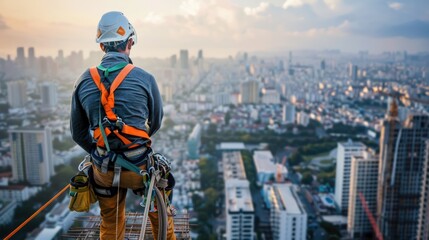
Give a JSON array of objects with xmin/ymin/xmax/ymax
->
[
  {"xmin": 170, "ymin": 54, "xmax": 177, "ymax": 68},
  {"xmin": 179, "ymin": 49, "xmax": 189, "ymax": 69},
  {"xmin": 9, "ymin": 127, "xmax": 54, "ymax": 185},
  {"xmin": 269, "ymin": 183, "xmax": 307, "ymax": 240},
  {"xmin": 223, "ymin": 151, "xmax": 254, "ymax": 240},
  {"xmin": 284, "ymin": 103, "xmax": 296, "ymax": 124},
  {"xmin": 7, "ymin": 80, "xmax": 27, "ymax": 108},
  {"xmin": 377, "ymin": 103, "xmax": 429, "ymax": 239},
  {"xmin": 349, "ymin": 63, "xmax": 358, "ymax": 81},
  {"xmin": 40, "ymin": 82, "xmax": 58, "ymax": 109},
  {"xmin": 187, "ymin": 124, "xmax": 201, "ymax": 159},
  {"xmin": 28, "ymin": 47, "xmax": 35, "ymax": 69},
  {"xmin": 347, "ymin": 151, "xmax": 378, "ymax": 239},
  {"xmin": 16, "ymin": 47, "xmax": 25, "ymax": 67},
  {"xmin": 241, "ymin": 80, "xmax": 259, "ymax": 104},
  {"xmin": 335, "ymin": 139, "xmax": 366, "ymax": 214},
  {"xmin": 418, "ymin": 140, "xmax": 429, "ymax": 240}
]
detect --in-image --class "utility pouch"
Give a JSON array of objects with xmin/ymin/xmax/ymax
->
[{"xmin": 68, "ymin": 172, "xmax": 97, "ymax": 212}]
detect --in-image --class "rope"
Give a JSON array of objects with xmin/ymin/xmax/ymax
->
[{"xmin": 3, "ymin": 184, "xmax": 70, "ymax": 240}]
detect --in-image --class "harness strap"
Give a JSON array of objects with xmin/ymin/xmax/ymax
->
[
  {"xmin": 90, "ymin": 64, "xmax": 134, "ymax": 121},
  {"xmin": 89, "ymin": 64, "xmax": 151, "ymax": 148}
]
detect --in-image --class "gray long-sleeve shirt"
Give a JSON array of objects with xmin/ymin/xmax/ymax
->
[{"xmin": 70, "ymin": 52, "xmax": 163, "ymax": 153}]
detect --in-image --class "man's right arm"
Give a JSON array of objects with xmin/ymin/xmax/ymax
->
[{"xmin": 70, "ymin": 77, "xmax": 94, "ymax": 153}]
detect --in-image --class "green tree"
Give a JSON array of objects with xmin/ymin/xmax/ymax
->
[{"xmin": 301, "ymin": 172, "xmax": 313, "ymax": 185}]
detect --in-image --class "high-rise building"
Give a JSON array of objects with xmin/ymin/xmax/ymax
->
[
  {"xmin": 222, "ymin": 151, "xmax": 254, "ymax": 240},
  {"xmin": 241, "ymin": 80, "xmax": 259, "ymax": 104},
  {"xmin": 16, "ymin": 47, "xmax": 25, "ymax": 67},
  {"xmin": 261, "ymin": 88, "xmax": 280, "ymax": 104},
  {"xmin": 28, "ymin": 47, "xmax": 35, "ymax": 69},
  {"xmin": 197, "ymin": 49, "xmax": 203, "ymax": 60},
  {"xmin": 40, "ymin": 82, "xmax": 58, "ymax": 109},
  {"xmin": 377, "ymin": 102, "xmax": 429, "ymax": 239},
  {"xmin": 214, "ymin": 92, "xmax": 231, "ymax": 106},
  {"xmin": 296, "ymin": 111, "xmax": 309, "ymax": 127},
  {"xmin": 9, "ymin": 127, "xmax": 54, "ymax": 185},
  {"xmin": 334, "ymin": 139, "xmax": 366, "ymax": 214},
  {"xmin": 418, "ymin": 140, "xmax": 429, "ymax": 240},
  {"xmin": 347, "ymin": 151, "xmax": 378, "ymax": 239},
  {"xmin": 349, "ymin": 63, "xmax": 358, "ymax": 81},
  {"xmin": 187, "ymin": 124, "xmax": 201, "ymax": 159},
  {"xmin": 269, "ymin": 183, "xmax": 307, "ymax": 240},
  {"xmin": 179, "ymin": 50, "xmax": 189, "ymax": 69},
  {"xmin": 170, "ymin": 54, "xmax": 177, "ymax": 68},
  {"xmin": 160, "ymin": 83, "xmax": 173, "ymax": 103},
  {"xmin": 225, "ymin": 179, "xmax": 254, "ymax": 240},
  {"xmin": 321, "ymin": 59, "xmax": 326, "ymax": 71},
  {"xmin": 7, "ymin": 80, "xmax": 27, "ymax": 108},
  {"xmin": 283, "ymin": 103, "xmax": 296, "ymax": 124}
]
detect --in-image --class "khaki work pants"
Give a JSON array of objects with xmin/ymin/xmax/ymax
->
[{"xmin": 92, "ymin": 165, "xmax": 176, "ymax": 240}]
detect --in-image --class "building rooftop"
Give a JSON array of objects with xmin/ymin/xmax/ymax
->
[
  {"xmin": 225, "ymin": 179, "xmax": 254, "ymax": 213},
  {"xmin": 339, "ymin": 139, "xmax": 365, "ymax": 148},
  {"xmin": 273, "ymin": 183, "xmax": 305, "ymax": 215},
  {"xmin": 321, "ymin": 215, "xmax": 348, "ymax": 226},
  {"xmin": 222, "ymin": 151, "xmax": 247, "ymax": 180},
  {"xmin": 253, "ymin": 150, "xmax": 287, "ymax": 175},
  {"xmin": 218, "ymin": 142, "xmax": 245, "ymax": 151}
]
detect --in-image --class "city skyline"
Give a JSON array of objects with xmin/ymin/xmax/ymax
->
[{"xmin": 0, "ymin": 0, "xmax": 429, "ymax": 58}]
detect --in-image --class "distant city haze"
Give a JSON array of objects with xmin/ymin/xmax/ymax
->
[{"xmin": 0, "ymin": 0, "xmax": 428, "ymax": 58}]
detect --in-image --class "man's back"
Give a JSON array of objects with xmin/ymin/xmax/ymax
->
[{"xmin": 70, "ymin": 51, "xmax": 163, "ymax": 152}]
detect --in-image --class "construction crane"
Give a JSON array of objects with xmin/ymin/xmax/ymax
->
[
  {"xmin": 374, "ymin": 88, "xmax": 429, "ymax": 238},
  {"xmin": 276, "ymin": 156, "xmax": 287, "ymax": 183}
]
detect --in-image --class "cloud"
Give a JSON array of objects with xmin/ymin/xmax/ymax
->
[
  {"xmin": 144, "ymin": 12, "xmax": 164, "ymax": 24},
  {"xmin": 180, "ymin": 0, "xmax": 201, "ymax": 17},
  {"xmin": 324, "ymin": 0, "xmax": 341, "ymax": 10},
  {"xmin": 378, "ymin": 20, "xmax": 429, "ymax": 38},
  {"xmin": 0, "ymin": 15, "xmax": 9, "ymax": 30},
  {"xmin": 244, "ymin": 2, "xmax": 269, "ymax": 16},
  {"xmin": 288, "ymin": 20, "xmax": 349, "ymax": 37},
  {"xmin": 388, "ymin": 2, "xmax": 403, "ymax": 10},
  {"xmin": 282, "ymin": 0, "xmax": 316, "ymax": 10}
]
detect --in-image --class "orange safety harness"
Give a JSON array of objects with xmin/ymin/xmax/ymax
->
[{"xmin": 89, "ymin": 64, "xmax": 151, "ymax": 149}]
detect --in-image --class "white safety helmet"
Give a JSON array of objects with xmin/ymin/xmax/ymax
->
[{"xmin": 96, "ymin": 11, "xmax": 137, "ymax": 45}]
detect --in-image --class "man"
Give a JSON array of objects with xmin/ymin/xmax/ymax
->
[{"xmin": 70, "ymin": 11, "xmax": 176, "ymax": 240}]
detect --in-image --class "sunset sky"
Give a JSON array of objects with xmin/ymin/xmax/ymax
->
[{"xmin": 0, "ymin": 0, "xmax": 428, "ymax": 58}]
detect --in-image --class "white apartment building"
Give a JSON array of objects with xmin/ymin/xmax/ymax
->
[
  {"xmin": 347, "ymin": 151, "xmax": 378, "ymax": 239},
  {"xmin": 9, "ymin": 127, "xmax": 54, "ymax": 185},
  {"xmin": 269, "ymin": 183, "xmax": 307, "ymax": 240},
  {"xmin": 223, "ymin": 151, "xmax": 255, "ymax": 240},
  {"xmin": 225, "ymin": 179, "xmax": 255, "ymax": 240},
  {"xmin": 334, "ymin": 139, "xmax": 366, "ymax": 214}
]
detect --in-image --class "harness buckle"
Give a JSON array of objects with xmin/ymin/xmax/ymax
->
[
  {"xmin": 115, "ymin": 117, "xmax": 124, "ymax": 130},
  {"xmin": 102, "ymin": 116, "xmax": 124, "ymax": 131}
]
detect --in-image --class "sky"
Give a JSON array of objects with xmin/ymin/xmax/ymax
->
[{"xmin": 0, "ymin": 0, "xmax": 428, "ymax": 58}]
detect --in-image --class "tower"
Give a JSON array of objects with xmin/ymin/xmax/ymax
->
[
  {"xmin": 16, "ymin": 47, "xmax": 26, "ymax": 67},
  {"xmin": 241, "ymin": 80, "xmax": 259, "ymax": 104},
  {"xmin": 9, "ymin": 127, "xmax": 54, "ymax": 185},
  {"xmin": 179, "ymin": 50, "xmax": 189, "ymax": 70},
  {"xmin": 335, "ymin": 140, "xmax": 366, "ymax": 214},
  {"xmin": 377, "ymin": 109, "xmax": 429, "ymax": 239},
  {"xmin": 348, "ymin": 151, "xmax": 378, "ymax": 239}
]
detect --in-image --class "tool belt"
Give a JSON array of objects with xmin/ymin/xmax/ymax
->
[{"xmin": 68, "ymin": 172, "xmax": 97, "ymax": 212}]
